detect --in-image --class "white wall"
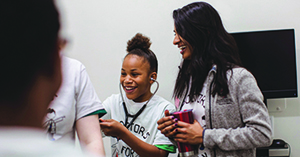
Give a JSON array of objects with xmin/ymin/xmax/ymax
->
[{"xmin": 56, "ymin": 0, "xmax": 300, "ymax": 156}]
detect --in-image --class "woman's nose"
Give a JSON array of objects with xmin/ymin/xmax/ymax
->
[{"xmin": 173, "ymin": 34, "xmax": 180, "ymax": 45}]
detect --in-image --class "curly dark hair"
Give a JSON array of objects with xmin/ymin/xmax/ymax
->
[
  {"xmin": 126, "ymin": 33, "xmax": 158, "ymax": 73},
  {"xmin": 173, "ymin": 2, "xmax": 242, "ymax": 102}
]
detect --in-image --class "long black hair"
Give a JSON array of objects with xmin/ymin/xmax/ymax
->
[{"xmin": 173, "ymin": 2, "xmax": 242, "ymax": 102}]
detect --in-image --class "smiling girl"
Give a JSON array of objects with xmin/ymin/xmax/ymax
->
[{"xmin": 100, "ymin": 33, "xmax": 176, "ymax": 157}]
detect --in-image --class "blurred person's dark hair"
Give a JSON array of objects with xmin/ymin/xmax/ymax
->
[{"xmin": 0, "ymin": 0, "xmax": 60, "ymax": 105}]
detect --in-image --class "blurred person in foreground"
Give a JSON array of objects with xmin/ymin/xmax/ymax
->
[{"xmin": 0, "ymin": 0, "xmax": 103, "ymax": 156}]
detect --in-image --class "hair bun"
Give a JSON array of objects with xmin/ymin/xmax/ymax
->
[{"xmin": 127, "ymin": 33, "xmax": 151, "ymax": 52}]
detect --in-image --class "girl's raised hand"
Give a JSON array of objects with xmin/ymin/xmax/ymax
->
[
  {"xmin": 173, "ymin": 119, "xmax": 204, "ymax": 145},
  {"xmin": 157, "ymin": 110, "xmax": 178, "ymax": 138}
]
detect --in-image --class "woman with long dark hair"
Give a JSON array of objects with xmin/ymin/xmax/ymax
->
[{"xmin": 157, "ymin": 2, "xmax": 272, "ymax": 156}]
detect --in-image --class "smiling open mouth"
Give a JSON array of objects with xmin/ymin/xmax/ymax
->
[
  {"xmin": 179, "ymin": 46, "xmax": 186, "ymax": 54},
  {"xmin": 124, "ymin": 86, "xmax": 137, "ymax": 92}
]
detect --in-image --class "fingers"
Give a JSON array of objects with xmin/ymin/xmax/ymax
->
[
  {"xmin": 99, "ymin": 122, "xmax": 108, "ymax": 128},
  {"xmin": 164, "ymin": 109, "xmax": 171, "ymax": 116},
  {"xmin": 172, "ymin": 120, "xmax": 204, "ymax": 145},
  {"xmin": 99, "ymin": 119, "xmax": 124, "ymax": 137},
  {"xmin": 157, "ymin": 114, "xmax": 179, "ymax": 138},
  {"xmin": 174, "ymin": 120, "xmax": 190, "ymax": 128},
  {"xmin": 157, "ymin": 109, "xmax": 172, "ymax": 126},
  {"xmin": 99, "ymin": 118, "xmax": 105, "ymax": 123},
  {"xmin": 99, "ymin": 119, "xmax": 114, "ymax": 128},
  {"xmin": 158, "ymin": 119, "xmax": 179, "ymax": 139},
  {"xmin": 172, "ymin": 129, "xmax": 189, "ymax": 143},
  {"xmin": 175, "ymin": 119, "xmax": 201, "ymax": 128},
  {"xmin": 164, "ymin": 128, "xmax": 178, "ymax": 138},
  {"xmin": 157, "ymin": 112, "xmax": 173, "ymax": 124},
  {"xmin": 173, "ymin": 126, "xmax": 186, "ymax": 134},
  {"xmin": 157, "ymin": 116, "xmax": 174, "ymax": 128},
  {"xmin": 160, "ymin": 121, "xmax": 177, "ymax": 134},
  {"xmin": 157, "ymin": 109, "xmax": 178, "ymax": 138}
]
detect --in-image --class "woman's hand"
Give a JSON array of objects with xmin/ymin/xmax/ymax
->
[
  {"xmin": 173, "ymin": 119, "xmax": 204, "ymax": 145},
  {"xmin": 157, "ymin": 110, "xmax": 178, "ymax": 138},
  {"xmin": 99, "ymin": 118, "xmax": 127, "ymax": 139}
]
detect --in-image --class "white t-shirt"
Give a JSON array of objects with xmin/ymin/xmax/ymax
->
[
  {"xmin": 43, "ymin": 56, "xmax": 104, "ymax": 143},
  {"xmin": 102, "ymin": 94, "xmax": 176, "ymax": 157},
  {"xmin": 0, "ymin": 127, "xmax": 96, "ymax": 157},
  {"xmin": 180, "ymin": 81, "xmax": 210, "ymax": 157}
]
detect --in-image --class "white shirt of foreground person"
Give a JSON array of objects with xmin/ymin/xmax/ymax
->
[
  {"xmin": 0, "ymin": 127, "xmax": 98, "ymax": 157},
  {"xmin": 44, "ymin": 56, "xmax": 105, "ymax": 143}
]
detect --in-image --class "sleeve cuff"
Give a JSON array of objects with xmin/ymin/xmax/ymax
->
[
  {"xmin": 200, "ymin": 129, "xmax": 206, "ymax": 150},
  {"xmin": 155, "ymin": 144, "xmax": 176, "ymax": 153},
  {"xmin": 83, "ymin": 109, "xmax": 107, "ymax": 118}
]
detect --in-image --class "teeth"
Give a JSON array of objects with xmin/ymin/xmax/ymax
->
[
  {"xmin": 125, "ymin": 87, "xmax": 134, "ymax": 90},
  {"xmin": 179, "ymin": 46, "xmax": 186, "ymax": 50}
]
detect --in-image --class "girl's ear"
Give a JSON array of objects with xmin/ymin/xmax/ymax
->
[{"xmin": 149, "ymin": 72, "xmax": 157, "ymax": 84}]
